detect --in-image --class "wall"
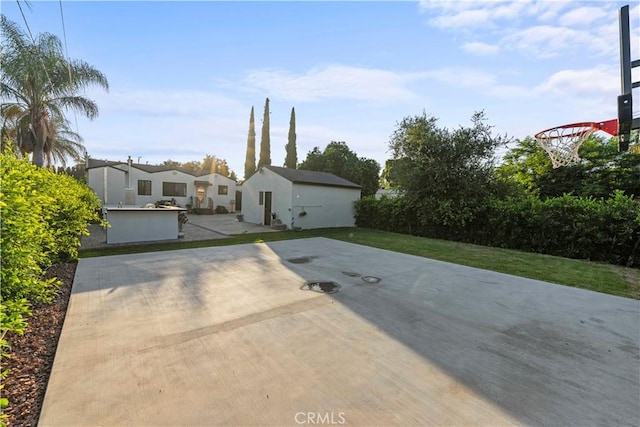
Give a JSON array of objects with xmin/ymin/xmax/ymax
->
[
  {"xmin": 241, "ymin": 168, "xmax": 360, "ymax": 229},
  {"xmin": 87, "ymin": 167, "xmax": 126, "ymax": 206},
  {"xmin": 198, "ymin": 173, "xmax": 237, "ymax": 211},
  {"xmin": 130, "ymin": 168, "xmax": 194, "ymax": 206},
  {"xmin": 105, "ymin": 208, "xmax": 180, "ymax": 244},
  {"xmin": 291, "ymin": 184, "xmax": 360, "ymax": 229},
  {"xmin": 241, "ymin": 169, "xmax": 292, "ymax": 226},
  {"xmin": 88, "ymin": 165, "xmax": 237, "ymax": 209}
]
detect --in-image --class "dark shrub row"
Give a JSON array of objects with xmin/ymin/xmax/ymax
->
[{"xmin": 355, "ymin": 192, "xmax": 640, "ymax": 267}]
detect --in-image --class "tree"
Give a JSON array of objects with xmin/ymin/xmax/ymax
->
[
  {"xmin": 2, "ymin": 103, "xmax": 85, "ymax": 167},
  {"xmin": 202, "ymin": 154, "xmax": 233, "ymax": 178},
  {"xmin": 43, "ymin": 117, "xmax": 85, "ymax": 167},
  {"xmin": 0, "ymin": 16, "xmax": 109, "ymax": 167},
  {"xmin": 162, "ymin": 159, "xmax": 182, "ymax": 169},
  {"xmin": 180, "ymin": 160, "xmax": 202, "ymax": 174},
  {"xmin": 380, "ymin": 158, "xmax": 412, "ymax": 189},
  {"xmin": 497, "ymin": 135, "xmax": 640, "ymax": 199},
  {"xmin": 258, "ymin": 97, "xmax": 271, "ymax": 168},
  {"xmin": 495, "ymin": 136, "xmax": 552, "ymax": 195},
  {"xmin": 284, "ymin": 107, "xmax": 297, "ymax": 168},
  {"xmin": 299, "ymin": 141, "xmax": 380, "ymax": 197},
  {"xmin": 244, "ymin": 106, "xmax": 256, "ymax": 179},
  {"xmin": 388, "ymin": 111, "xmax": 508, "ymax": 228},
  {"xmin": 160, "ymin": 155, "xmax": 238, "ymax": 180}
]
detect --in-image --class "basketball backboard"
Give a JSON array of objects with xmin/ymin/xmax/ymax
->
[
  {"xmin": 536, "ymin": 4, "xmax": 639, "ymax": 163},
  {"xmin": 618, "ymin": 5, "xmax": 639, "ymax": 151}
]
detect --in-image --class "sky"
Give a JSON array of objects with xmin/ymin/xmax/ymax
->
[{"xmin": 2, "ymin": 0, "xmax": 639, "ymax": 179}]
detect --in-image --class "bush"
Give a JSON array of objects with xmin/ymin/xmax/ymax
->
[
  {"xmin": 214, "ymin": 205, "xmax": 229, "ymax": 214},
  {"xmin": 355, "ymin": 191, "xmax": 640, "ymax": 267},
  {"xmin": 1, "ymin": 153, "xmax": 103, "ymax": 390}
]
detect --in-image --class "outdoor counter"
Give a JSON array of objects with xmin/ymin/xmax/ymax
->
[{"xmin": 105, "ymin": 207, "xmax": 186, "ymax": 244}]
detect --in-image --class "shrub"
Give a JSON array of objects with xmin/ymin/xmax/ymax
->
[
  {"xmin": 214, "ymin": 205, "xmax": 229, "ymax": 214},
  {"xmin": 355, "ymin": 191, "xmax": 640, "ymax": 267},
  {"xmin": 1, "ymin": 153, "xmax": 103, "ymax": 399}
]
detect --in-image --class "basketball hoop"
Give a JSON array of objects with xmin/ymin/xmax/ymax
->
[{"xmin": 534, "ymin": 119, "xmax": 618, "ymax": 168}]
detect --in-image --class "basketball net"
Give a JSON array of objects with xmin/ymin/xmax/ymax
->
[{"xmin": 534, "ymin": 120, "xmax": 618, "ymax": 168}]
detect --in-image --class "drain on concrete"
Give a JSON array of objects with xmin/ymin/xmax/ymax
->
[
  {"xmin": 301, "ymin": 281, "xmax": 341, "ymax": 294},
  {"xmin": 342, "ymin": 271, "xmax": 360, "ymax": 277},
  {"xmin": 361, "ymin": 276, "xmax": 381, "ymax": 284},
  {"xmin": 288, "ymin": 257, "xmax": 311, "ymax": 264}
]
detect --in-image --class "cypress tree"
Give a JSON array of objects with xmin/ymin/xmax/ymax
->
[
  {"xmin": 284, "ymin": 107, "xmax": 297, "ymax": 168},
  {"xmin": 258, "ymin": 97, "xmax": 271, "ymax": 168},
  {"xmin": 244, "ymin": 106, "xmax": 256, "ymax": 179}
]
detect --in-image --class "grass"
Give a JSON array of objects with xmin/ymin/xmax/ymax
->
[{"xmin": 79, "ymin": 228, "xmax": 640, "ymax": 300}]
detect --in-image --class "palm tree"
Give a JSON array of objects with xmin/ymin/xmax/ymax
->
[
  {"xmin": 2, "ymin": 104, "xmax": 84, "ymax": 167},
  {"xmin": 0, "ymin": 15, "xmax": 108, "ymax": 167},
  {"xmin": 43, "ymin": 116, "xmax": 86, "ymax": 167}
]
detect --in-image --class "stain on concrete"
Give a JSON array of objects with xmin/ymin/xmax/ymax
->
[
  {"xmin": 301, "ymin": 281, "xmax": 340, "ymax": 294},
  {"xmin": 342, "ymin": 271, "xmax": 361, "ymax": 277}
]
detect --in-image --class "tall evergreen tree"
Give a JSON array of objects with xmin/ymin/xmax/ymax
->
[
  {"xmin": 244, "ymin": 106, "xmax": 256, "ymax": 179},
  {"xmin": 258, "ymin": 97, "xmax": 271, "ymax": 168},
  {"xmin": 284, "ymin": 107, "xmax": 297, "ymax": 168}
]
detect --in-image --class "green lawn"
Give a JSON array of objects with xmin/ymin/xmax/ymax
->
[{"xmin": 79, "ymin": 228, "xmax": 639, "ymax": 299}]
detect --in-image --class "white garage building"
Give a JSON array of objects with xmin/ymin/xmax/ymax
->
[{"xmin": 241, "ymin": 166, "xmax": 361, "ymax": 229}]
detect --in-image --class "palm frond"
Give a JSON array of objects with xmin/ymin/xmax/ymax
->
[
  {"xmin": 1, "ymin": 15, "xmax": 107, "ymax": 166},
  {"xmin": 55, "ymin": 96, "xmax": 100, "ymax": 120}
]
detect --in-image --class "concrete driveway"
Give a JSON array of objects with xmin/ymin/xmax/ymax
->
[{"xmin": 40, "ymin": 238, "xmax": 639, "ymax": 426}]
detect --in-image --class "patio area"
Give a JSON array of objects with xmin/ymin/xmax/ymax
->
[{"xmin": 80, "ymin": 213, "xmax": 279, "ymax": 250}]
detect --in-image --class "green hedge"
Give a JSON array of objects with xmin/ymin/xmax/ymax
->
[
  {"xmin": 1, "ymin": 154, "xmax": 102, "ymax": 303},
  {"xmin": 0, "ymin": 153, "xmax": 103, "ymax": 399},
  {"xmin": 355, "ymin": 192, "xmax": 640, "ymax": 267}
]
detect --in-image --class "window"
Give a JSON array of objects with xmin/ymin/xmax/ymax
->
[
  {"xmin": 162, "ymin": 182, "xmax": 187, "ymax": 197},
  {"xmin": 137, "ymin": 180, "xmax": 152, "ymax": 196},
  {"xmin": 259, "ymin": 191, "xmax": 264, "ymax": 205},
  {"xmin": 217, "ymin": 185, "xmax": 228, "ymax": 195}
]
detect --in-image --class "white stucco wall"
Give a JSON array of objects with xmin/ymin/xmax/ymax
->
[
  {"xmin": 88, "ymin": 166, "xmax": 237, "ymax": 210},
  {"xmin": 105, "ymin": 208, "xmax": 181, "ymax": 244},
  {"xmin": 198, "ymin": 173, "xmax": 237, "ymax": 211},
  {"xmin": 130, "ymin": 169, "xmax": 194, "ymax": 206},
  {"xmin": 87, "ymin": 167, "xmax": 126, "ymax": 206},
  {"xmin": 241, "ymin": 168, "xmax": 360, "ymax": 229},
  {"xmin": 291, "ymin": 184, "xmax": 360, "ymax": 229},
  {"xmin": 241, "ymin": 169, "xmax": 293, "ymax": 226}
]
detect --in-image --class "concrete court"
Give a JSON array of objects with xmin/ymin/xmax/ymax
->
[{"xmin": 40, "ymin": 238, "xmax": 639, "ymax": 426}]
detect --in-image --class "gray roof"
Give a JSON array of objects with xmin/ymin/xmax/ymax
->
[
  {"xmin": 87, "ymin": 158, "xmax": 230, "ymax": 178},
  {"xmin": 264, "ymin": 166, "xmax": 361, "ymax": 189}
]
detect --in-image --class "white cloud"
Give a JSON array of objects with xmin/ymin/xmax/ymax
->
[
  {"xmin": 419, "ymin": 1, "xmax": 627, "ymax": 59},
  {"xmin": 419, "ymin": 0, "xmax": 574, "ymax": 27},
  {"xmin": 503, "ymin": 25, "xmax": 605, "ymax": 58},
  {"xmin": 416, "ymin": 66, "xmax": 532, "ymax": 100},
  {"xmin": 530, "ymin": 66, "xmax": 621, "ymax": 123},
  {"xmin": 243, "ymin": 65, "xmax": 418, "ymax": 102},
  {"xmin": 535, "ymin": 66, "xmax": 619, "ymax": 97},
  {"xmin": 560, "ymin": 6, "xmax": 607, "ymax": 27},
  {"xmin": 96, "ymin": 89, "xmax": 245, "ymax": 117},
  {"xmin": 429, "ymin": 9, "xmax": 494, "ymax": 30},
  {"xmin": 461, "ymin": 41, "xmax": 500, "ymax": 56}
]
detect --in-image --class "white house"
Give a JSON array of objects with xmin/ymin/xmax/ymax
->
[
  {"xmin": 87, "ymin": 158, "xmax": 237, "ymax": 212},
  {"xmin": 241, "ymin": 165, "xmax": 361, "ymax": 229}
]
